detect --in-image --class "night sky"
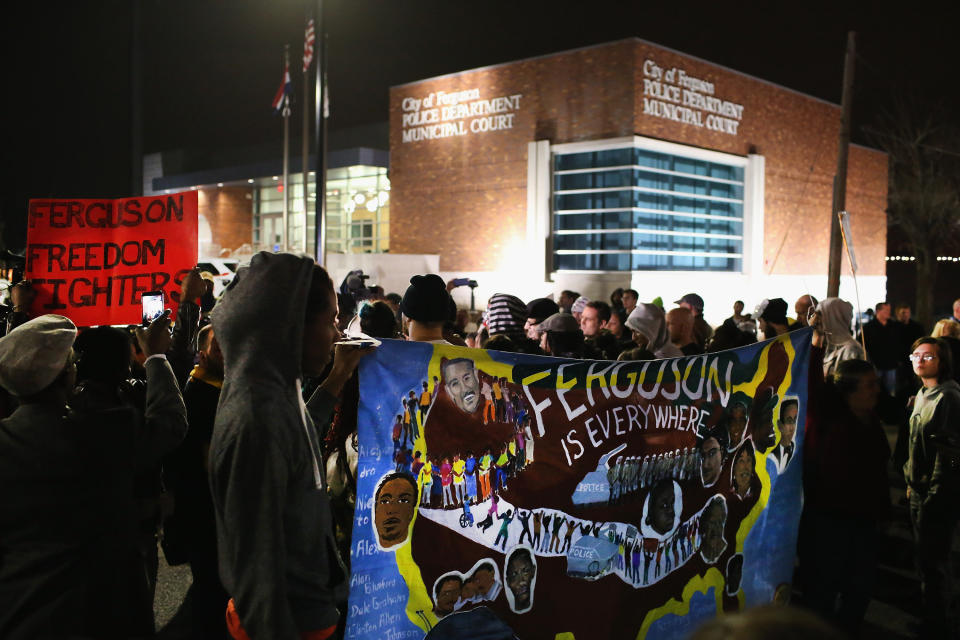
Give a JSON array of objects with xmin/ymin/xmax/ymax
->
[{"xmin": 5, "ymin": 0, "xmax": 958, "ymax": 250}]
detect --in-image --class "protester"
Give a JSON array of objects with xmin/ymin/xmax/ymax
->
[
  {"xmin": 0, "ymin": 280, "xmax": 35, "ymax": 337},
  {"xmin": 801, "ymin": 349, "xmax": 889, "ymax": 633},
  {"xmin": 485, "ymin": 293, "xmax": 527, "ymax": 343},
  {"xmin": 948, "ymin": 298, "xmax": 960, "ymax": 324},
  {"xmin": 580, "ymin": 300, "xmax": 610, "ymax": 338},
  {"xmin": 524, "ymin": 297, "xmax": 559, "ymax": 340},
  {"xmin": 558, "ymin": 290, "xmax": 580, "ymax": 314},
  {"xmin": 791, "ymin": 294, "xmax": 818, "ymax": 330},
  {"xmin": 666, "ymin": 307, "xmax": 702, "ymax": 355},
  {"xmin": 359, "ymin": 299, "xmax": 400, "ymax": 339},
  {"xmin": 163, "ymin": 324, "xmax": 230, "ymax": 639},
  {"xmin": 621, "ymin": 289, "xmax": 639, "ymax": 315},
  {"xmin": 675, "ymin": 293, "xmax": 713, "ymax": 348},
  {"xmin": 726, "ymin": 300, "xmax": 746, "ymax": 328},
  {"xmin": 903, "ymin": 336, "xmax": 960, "ymax": 637},
  {"xmin": 401, "ymin": 274, "xmax": 455, "ymax": 344},
  {"xmin": 209, "ymin": 252, "xmax": 373, "ymax": 639},
  {"xmin": 756, "ymin": 298, "xmax": 790, "ymax": 340},
  {"xmin": 609, "ymin": 287, "xmax": 624, "ymax": 311},
  {"xmin": 814, "ymin": 298, "xmax": 864, "ymax": 377},
  {"xmin": 861, "ymin": 302, "xmax": 900, "ymax": 397},
  {"xmin": 625, "ymin": 303, "xmax": 683, "ymax": 359},
  {"xmin": 1, "ymin": 313, "xmax": 187, "ymax": 639},
  {"xmin": 570, "ymin": 295, "xmax": 589, "ymax": 323},
  {"xmin": 537, "ymin": 312, "xmax": 585, "ymax": 358}
]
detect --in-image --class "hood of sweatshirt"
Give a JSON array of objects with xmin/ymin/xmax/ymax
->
[
  {"xmin": 819, "ymin": 297, "xmax": 856, "ymax": 346},
  {"xmin": 211, "ymin": 251, "xmax": 317, "ymax": 390},
  {"xmin": 625, "ymin": 303, "xmax": 672, "ymax": 354}
]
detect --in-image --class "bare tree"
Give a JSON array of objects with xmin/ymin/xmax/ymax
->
[{"xmin": 864, "ymin": 101, "xmax": 960, "ymax": 327}]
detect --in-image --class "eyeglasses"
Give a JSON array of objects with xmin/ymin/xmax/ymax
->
[{"xmin": 909, "ymin": 353, "xmax": 938, "ymax": 363}]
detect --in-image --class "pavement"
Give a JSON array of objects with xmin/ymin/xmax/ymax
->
[{"xmin": 151, "ymin": 423, "xmax": 955, "ymax": 639}]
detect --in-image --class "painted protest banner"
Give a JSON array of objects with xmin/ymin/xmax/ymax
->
[
  {"xmin": 24, "ymin": 192, "xmax": 199, "ymax": 326},
  {"xmin": 349, "ymin": 330, "xmax": 811, "ymax": 639}
]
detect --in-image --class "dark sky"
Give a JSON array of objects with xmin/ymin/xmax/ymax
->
[{"xmin": 5, "ymin": 0, "xmax": 957, "ymax": 249}]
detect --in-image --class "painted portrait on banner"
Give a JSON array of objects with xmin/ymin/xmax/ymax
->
[{"xmin": 347, "ymin": 330, "xmax": 811, "ymax": 639}]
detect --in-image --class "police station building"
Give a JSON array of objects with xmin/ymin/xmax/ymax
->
[{"xmin": 389, "ymin": 38, "xmax": 888, "ymax": 324}]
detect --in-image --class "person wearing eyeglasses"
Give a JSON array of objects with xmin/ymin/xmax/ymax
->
[{"xmin": 904, "ymin": 336, "xmax": 960, "ymax": 637}]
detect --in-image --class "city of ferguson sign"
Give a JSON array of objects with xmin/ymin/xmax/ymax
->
[
  {"xmin": 400, "ymin": 88, "xmax": 522, "ymax": 143},
  {"xmin": 641, "ymin": 59, "xmax": 744, "ymax": 136}
]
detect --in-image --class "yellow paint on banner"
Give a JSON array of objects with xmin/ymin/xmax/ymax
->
[{"xmin": 636, "ymin": 567, "xmax": 726, "ymax": 639}]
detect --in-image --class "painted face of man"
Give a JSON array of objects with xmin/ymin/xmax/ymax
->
[
  {"xmin": 700, "ymin": 437, "xmax": 722, "ymax": 486},
  {"xmin": 727, "ymin": 405, "xmax": 747, "ymax": 446},
  {"xmin": 434, "ymin": 578, "xmax": 461, "ymax": 616},
  {"xmin": 700, "ymin": 501, "xmax": 727, "ymax": 563},
  {"xmin": 648, "ymin": 482, "xmax": 675, "ymax": 535},
  {"xmin": 780, "ymin": 404, "xmax": 798, "ymax": 446},
  {"xmin": 506, "ymin": 552, "xmax": 536, "ymax": 610},
  {"xmin": 732, "ymin": 449, "xmax": 753, "ymax": 497},
  {"xmin": 443, "ymin": 360, "xmax": 480, "ymax": 413},
  {"xmin": 474, "ymin": 567, "xmax": 495, "ymax": 594},
  {"xmin": 375, "ymin": 477, "xmax": 416, "ymax": 548}
]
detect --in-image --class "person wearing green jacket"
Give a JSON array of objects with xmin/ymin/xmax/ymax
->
[{"xmin": 904, "ymin": 336, "xmax": 960, "ymax": 638}]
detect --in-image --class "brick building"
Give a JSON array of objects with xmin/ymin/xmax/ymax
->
[{"xmin": 389, "ymin": 38, "xmax": 888, "ymax": 323}]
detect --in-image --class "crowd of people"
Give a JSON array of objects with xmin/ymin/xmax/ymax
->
[{"xmin": 1, "ymin": 255, "xmax": 958, "ymax": 639}]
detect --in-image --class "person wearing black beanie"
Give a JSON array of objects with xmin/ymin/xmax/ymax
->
[{"xmin": 400, "ymin": 274, "xmax": 454, "ymax": 343}]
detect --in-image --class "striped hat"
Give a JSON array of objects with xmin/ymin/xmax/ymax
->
[
  {"xmin": 485, "ymin": 293, "xmax": 527, "ymax": 341},
  {"xmin": 571, "ymin": 296, "xmax": 590, "ymax": 315}
]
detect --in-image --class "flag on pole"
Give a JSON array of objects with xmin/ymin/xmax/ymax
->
[
  {"xmin": 272, "ymin": 60, "xmax": 292, "ymax": 116},
  {"xmin": 303, "ymin": 19, "xmax": 315, "ymax": 72}
]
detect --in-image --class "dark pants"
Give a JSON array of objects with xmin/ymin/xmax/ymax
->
[
  {"xmin": 799, "ymin": 509, "xmax": 877, "ymax": 635},
  {"xmin": 910, "ymin": 492, "xmax": 960, "ymax": 637},
  {"xmin": 189, "ymin": 537, "xmax": 231, "ymax": 640}
]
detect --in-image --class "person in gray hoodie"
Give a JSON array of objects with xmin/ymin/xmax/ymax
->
[
  {"xmin": 209, "ymin": 252, "xmax": 372, "ymax": 639},
  {"xmin": 903, "ymin": 336, "xmax": 960, "ymax": 637},
  {"xmin": 816, "ymin": 297, "xmax": 865, "ymax": 377},
  {"xmin": 625, "ymin": 303, "xmax": 683, "ymax": 359}
]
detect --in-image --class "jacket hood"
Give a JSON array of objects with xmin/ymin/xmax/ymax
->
[
  {"xmin": 211, "ymin": 252, "xmax": 317, "ymax": 388},
  {"xmin": 818, "ymin": 297, "xmax": 856, "ymax": 345},
  {"xmin": 625, "ymin": 303, "xmax": 671, "ymax": 353}
]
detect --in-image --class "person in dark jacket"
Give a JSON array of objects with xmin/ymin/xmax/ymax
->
[
  {"xmin": 165, "ymin": 323, "xmax": 230, "ymax": 639},
  {"xmin": 209, "ymin": 252, "xmax": 373, "ymax": 640},
  {"xmin": 0, "ymin": 313, "xmax": 186, "ymax": 639},
  {"xmin": 800, "ymin": 351, "xmax": 889, "ymax": 635}
]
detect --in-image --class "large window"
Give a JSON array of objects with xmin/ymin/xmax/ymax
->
[{"xmin": 552, "ymin": 142, "xmax": 745, "ymax": 272}]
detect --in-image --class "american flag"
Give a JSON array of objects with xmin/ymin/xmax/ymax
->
[
  {"xmin": 303, "ymin": 19, "xmax": 315, "ymax": 72},
  {"xmin": 271, "ymin": 60, "xmax": 291, "ymax": 116}
]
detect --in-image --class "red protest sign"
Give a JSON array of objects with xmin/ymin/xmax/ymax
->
[{"xmin": 24, "ymin": 192, "xmax": 199, "ymax": 327}]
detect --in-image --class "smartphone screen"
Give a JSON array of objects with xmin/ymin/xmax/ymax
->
[{"xmin": 141, "ymin": 291, "xmax": 164, "ymax": 325}]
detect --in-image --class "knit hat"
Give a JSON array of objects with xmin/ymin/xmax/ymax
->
[
  {"xmin": 0, "ymin": 314, "xmax": 77, "ymax": 396},
  {"xmin": 400, "ymin": 274, "xmax": 451, "ymax": 323},
  {"xmin": 538, "ymin": 312, "xmax": 580, "ymax": 333},
  {"xmin": 758, "ymin": 298, "xmax": 789, "ymax": 324},
  {"xmin": 526, "ymin": 298, "xmax": 559, "ymax": 324},
  {"xmin": 571, "ymin": 296, "xmax": 590, "ymax": 315},
  {"xmin": 486, "ymin": 293, "xmax": 527, "ymax": 341}
]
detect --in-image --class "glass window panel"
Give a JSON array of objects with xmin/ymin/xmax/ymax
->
[{"xmin": 552, "ymin": 142, "xmax": 745, "ymax": 272}]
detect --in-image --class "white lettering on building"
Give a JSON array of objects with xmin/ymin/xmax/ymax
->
[
  {"xmin": 641, "ymin": 59, "xmax": 744, "ymax": 136},
  {"xmin": 399, "ymin": 88, "xmax": 522, "ymax": 143}
]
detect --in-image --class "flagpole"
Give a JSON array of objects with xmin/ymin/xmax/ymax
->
[
  {"xmin": 301, "ymin": 17, "xmax": 314, "ymax": 255},
  {"xmin": 313, "ymin": 0, "xmax": 327, "ymax": 267},
  {"xmin": 281, "ymin": 44, "xmax": 291, "ymax": 253}
]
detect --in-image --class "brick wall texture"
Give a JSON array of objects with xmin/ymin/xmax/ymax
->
[
  {"xmin": 389, "ymin": 38, "xmax": 887, "ymax": 275},
  {"xmin": 198, "ymin": 186, "xmax": 253, "ymax": 255}
]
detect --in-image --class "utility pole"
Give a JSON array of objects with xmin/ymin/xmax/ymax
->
[
  {"xmin": 827, "ymin": 31, "xmax": 856, "ymax": 297},
  {"xmin": 281, "ymin": 45, "xmax": 291, "ymax": 252}
]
